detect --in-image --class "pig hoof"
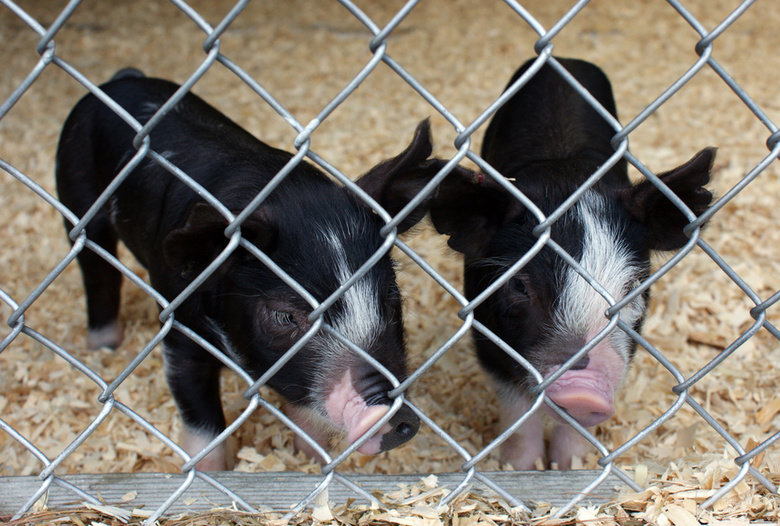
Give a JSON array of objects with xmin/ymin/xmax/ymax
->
[
  {"xmin": 87, "ymin": 321, "xmax": 123, "ymax": 350},
  {"xmin": 379, "ymin": 405, "xmax": 420, "ymax": 452}
]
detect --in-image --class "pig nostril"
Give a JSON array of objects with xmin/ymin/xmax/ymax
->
[
  {"xmin": 570, "ymin": 355, "xmax": 589, "ymax": 370},
  {"xmin": 395, "ymin": 421, "xmax": 415, "ymax": 438},
  {"xmin": 354, "ymin": 369, "xmax": 394, "ymax": 406}
]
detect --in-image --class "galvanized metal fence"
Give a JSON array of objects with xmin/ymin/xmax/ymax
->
[{"xmin": 1, "ymin": 0, "xmax": 778, "ymax": 524}]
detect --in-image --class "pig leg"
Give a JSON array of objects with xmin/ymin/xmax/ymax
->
[
  {"xmin": 497, "ymin": 395, "xmax": 546, "ymax": 470},
  {"xmin": 163, "ymin": 336, "xmax": 228, "ymax": 471},
  {"xmin": 81, "ymin": 224, "xmax": 124, "ymax": 349},
  {"xmin": 548, "ymin": 422, "xmax": 593, "ymax": 470},
  {"xmin": 180, "ymin": 424, "xmax": 233, "ymax": 471},
  {"xmin": 57, "ymin": 138, "xmax": 124, "ymax": 350},
  {"xmin": 65, "ymin": 203, "xmax": 124, "ymax": 349}
]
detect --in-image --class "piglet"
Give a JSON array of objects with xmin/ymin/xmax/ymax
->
[
  {"xmin": 56, "ymin": 68, "xmax": 440, "ymax": 470},
  {"xmin": 429, "ymin": 58, "xmax": 715, "ymax": 469}
]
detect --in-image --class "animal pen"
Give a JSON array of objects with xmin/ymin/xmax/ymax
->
[{"xmin": 1, "ymin": 0, "xmax": 779, "ymax": 524}]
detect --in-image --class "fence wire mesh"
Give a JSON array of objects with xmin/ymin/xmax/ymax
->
[{"xmin": 1, "ymin": 0, "xmax": 779, "ymax": 523}]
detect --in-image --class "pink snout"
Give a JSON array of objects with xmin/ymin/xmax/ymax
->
[
  {"xmin": 325, "ymin": 370, "xmax": 419, "ymax": 455},
  {"xmin": 348, "ymin": 405, "xmax": 391, "ymax": 454},
  {"xmin": 544, "ymin": 370, "xmax": 615, "ymax": 427}
]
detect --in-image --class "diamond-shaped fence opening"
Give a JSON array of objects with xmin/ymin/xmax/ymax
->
[{"xmin": 1, "ymin": 0, "xmax": 779, "ymax": 524}]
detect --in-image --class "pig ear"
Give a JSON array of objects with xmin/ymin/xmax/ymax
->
[
  {"xmin": 354, "ymin": 119, "xmax": 445, "ymax": 233},
  {"xmin": 621, "ymin": 147, "xmax": 716, "ymax": 251},
  {"xmin": 428, "ymin": 169, "xmax": 515, "ymax": 257},
  {"xmin": 162, "ymin": 202, "xmax": 276, "ymax": 278}
]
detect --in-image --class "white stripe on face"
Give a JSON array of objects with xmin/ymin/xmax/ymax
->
[
  {"xmin": 324, "ymin": 229, "xmax": 382, "ymax": 350},
  {"xmin": 553, "ymin": 191, "xmax": 646, "ymax": 360}
]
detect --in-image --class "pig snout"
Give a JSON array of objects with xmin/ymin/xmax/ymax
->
[
  {"xmin": 344, "ymin": 404, "xmax": 419, "ymax": 454},
  {"xmin": 325, "ymin": 369, "xmax": 419, "ymax": 455},
  {"xmin": 541, "ymin": 340, "xmax": 625, "ymax": 428},
  {"xmin": 544, "ymin": 371, "xmax": 615, "ymax": 427}
]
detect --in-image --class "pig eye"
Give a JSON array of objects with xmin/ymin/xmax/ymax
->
[
  {"xmin": 512, "ymin": 277, "xmax": 528, "ymax": 297},
  {"xmin": 271, "ymin": 309, "xmax": 297, "ymax": 327}
]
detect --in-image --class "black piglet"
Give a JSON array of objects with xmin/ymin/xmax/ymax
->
[
  {"xmin": 57, "ymin": 68, "xmax": 444, "ymax": 470},
  {"xmin": 429, "ymin": 57, "xmax": 715, "ymax": 469}
]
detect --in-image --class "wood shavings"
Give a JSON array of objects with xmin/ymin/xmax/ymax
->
[
  {"xmin": 120, "ymin": 491, "xmax": 137, "ymax": 503},
  {"xmin": 312, "ymin": 488, "xmax": 333, "ymax": 522},
  {"xmin": 662, "ymin": 504, "xmax": 699, "ymax": 526},
  {"xmin": 83, "ymin": 503, "xmax": 132, "ymax": 524},
  {"xmin": 2, "ymin": 0, "xmax": 780, "ymax": 524},
  {"xmin": 634, "ymin": 464, "xmax": 648, "ymax": 487}
]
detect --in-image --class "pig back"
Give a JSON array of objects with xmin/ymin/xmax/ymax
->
[
  {"xmin": 481, "ymin": 58, "xmax": 624, "ymax": 181},
  {"xmin": 72, "ymin": 76, "xmax": 314, "ymax": 268}
]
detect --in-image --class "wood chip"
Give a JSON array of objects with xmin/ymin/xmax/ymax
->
[{"xmin": 663, "ymin": 504, "xmax": 700, "ymax": 526}]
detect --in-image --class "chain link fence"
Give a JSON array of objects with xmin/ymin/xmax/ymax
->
[{"xmin": 1, "ymin": 0, "xmax": 779, "ymax": 524}]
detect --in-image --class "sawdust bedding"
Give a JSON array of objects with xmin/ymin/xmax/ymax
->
[{"xmin": 1, "ymin": 0, "xmax": 780, "ymax": 523}]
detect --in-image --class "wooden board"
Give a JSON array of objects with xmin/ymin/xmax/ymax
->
[{"xmin": 0, "ymin": 470, "xmax": 625, "ymax": 515}]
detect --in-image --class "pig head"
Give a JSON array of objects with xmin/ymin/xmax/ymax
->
[
  {"xmin": 56, "ymin": 69, "xmax": 442, "ymax": 470},
  {"xmin": 429, "ymin": 58, "xmax": 715, "ymax": 469}
]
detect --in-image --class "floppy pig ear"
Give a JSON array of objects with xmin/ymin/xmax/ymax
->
[
  {"xmin": 428, "ymin": 169, "xmax": 515, "ymax": 257},
  {"xmin": 621, "ymin": 147, "xmax": 716, "ymax": 251},
  {"xmin": 355, "ymin": 119, "xmax": 446, "ymax": 233},
  {"xmin": 162, "ymin": 202, "xmax": 276, "ymax": 279}
]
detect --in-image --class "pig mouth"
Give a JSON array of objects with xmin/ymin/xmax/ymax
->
[
  {"xmin": 542, "ymin": 368, "xmax": 616, "ymax": 428},
  {"xmin": 324, "ymin": 369, "xmax": 420, "ymax": 455}
]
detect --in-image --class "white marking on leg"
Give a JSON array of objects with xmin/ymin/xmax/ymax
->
[
  {"xmin": 548, "ymin": 422, "xmax": 593, "ymax": 470},
  {"xmin": 180, "ymin": 425, "xmax": 231, "ymax": 471},
  {"xmin": 496, "ymin": 389, "xmax": 546, "ymax": 470},
  {"xmin": 87, "ymin": 320, "xmax": 124, "ymax": 350}
]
